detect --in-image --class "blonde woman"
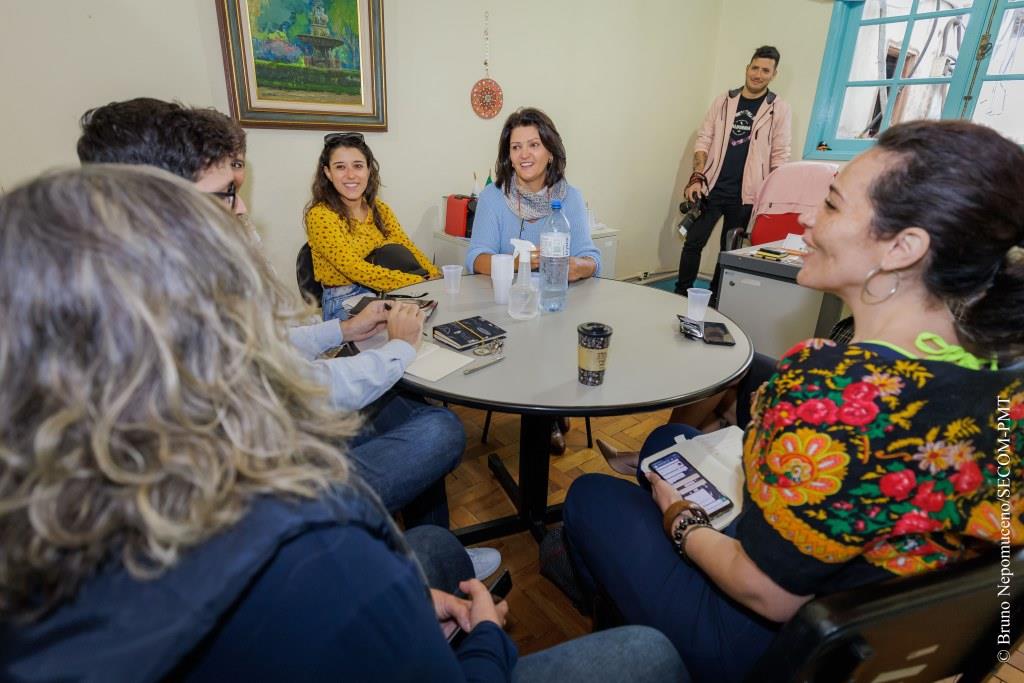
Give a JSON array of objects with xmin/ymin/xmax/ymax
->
[{"xmin": 0, "ymin": 166, "xmax": 682, "ymax": 682}]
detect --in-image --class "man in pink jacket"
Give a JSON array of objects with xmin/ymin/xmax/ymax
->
[{"xmin": 675, "ymin": 45, "xmax": 792, "ymax": 296}]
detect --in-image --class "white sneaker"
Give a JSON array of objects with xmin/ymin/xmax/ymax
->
[{"xmin": 467, "ymin": 547, "xmax": 502, "ymax": 581}]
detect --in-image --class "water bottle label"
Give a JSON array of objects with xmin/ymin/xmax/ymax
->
[{"xmin": 540, "ymin": 233, "xmax": 569, "ymax": 257}]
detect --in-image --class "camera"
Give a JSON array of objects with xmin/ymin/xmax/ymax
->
[{"xmin": 678, "ymin": 196, "xmax": 707, "ymax": 233}]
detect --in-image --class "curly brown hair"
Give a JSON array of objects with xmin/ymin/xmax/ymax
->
[
  {"xmin": 304, "ymin": 133, "xmax": 386, "ymax": 235},
  {"xmin": 0, "ymin": 165, "xmax": 359, "ymax": 621}
]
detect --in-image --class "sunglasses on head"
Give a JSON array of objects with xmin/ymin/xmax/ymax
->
[{"xmin": 324, "ymin": 131, "xmax": 365, "ymax": 145}]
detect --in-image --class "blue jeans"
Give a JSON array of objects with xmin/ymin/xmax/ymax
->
[
  {"xmin": 321, "ymin": 284, "xmax": 373, "ymax": 321},
  {"xmin": 407, "ymin": 526, "xmax": 688, "ymax": 682},
  {"xmin": 563, "ymin": 424, "xmax": 779, "ymax": 683},
  {"xmin": 347, "ymin": 395, "xmax": 464, "ymax": 529}
]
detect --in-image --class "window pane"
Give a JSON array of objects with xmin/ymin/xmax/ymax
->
[
  {"xmin": 972, "ymin": 80, "xmax": 1024, "ymax": 143},
  {"xmin": 987, "ymin": 8, "xmax": 1024, "ymax": 76},
  {"xmin": 863, "ymin": 0, "xmax": 914, "ymax": 20},
  {"xmin": 848, "ymin": 22, "xmax": 910, "ymax": 82},
  {"xmin": 838, "ymin": 86, "xmax": 892, "ymax": 139},
  {"xmin": 903, "ymin": 13, "xmax": 970, "ymax": 78},
  {"xmin": 890, "ymin": 82, "xmax": 950, "ymax": 123},
  {"xmin": 914, "ymin": 0, "xmax": 975, "ymax": 11}
]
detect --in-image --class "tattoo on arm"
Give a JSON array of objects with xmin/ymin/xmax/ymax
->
[{"xmin": 693, "ymin": 151, "xmax": 707, "ymax": 174}]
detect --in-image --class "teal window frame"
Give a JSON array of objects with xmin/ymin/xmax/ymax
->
[{"xmin": 804, "ymin": 0, "xmax": 1023, "ymax": 160}]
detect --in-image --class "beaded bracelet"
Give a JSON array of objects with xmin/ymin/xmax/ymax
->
[{"xmin": 671, "ymin": 516, "xmax": 712, "ymax": 562}]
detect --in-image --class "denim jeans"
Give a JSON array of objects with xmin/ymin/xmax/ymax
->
[
  {"xmin": 347, "ymin": 394, "xmax": 464, "ymax": 529},
  {"xmin": 321, "ymin": 284, "xmax": 373, "ymax": 321},
  {"xmin": 407, "ymin": 525, "xmax": 689, "ymax": 682},
  {"xmin": 564, "ymin": 424, "xmax": 779, "ymax": 683}
]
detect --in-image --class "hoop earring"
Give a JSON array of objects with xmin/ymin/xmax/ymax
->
[{"xmin": 861, "ymin": 267, "xmax": 901, "ymax": 304}]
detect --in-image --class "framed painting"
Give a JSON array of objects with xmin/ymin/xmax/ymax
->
[{"xmin": 216, "ymin": 0, "xmax": 387, "ymax": 131}]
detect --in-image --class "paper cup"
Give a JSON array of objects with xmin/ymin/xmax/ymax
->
[
  {"xmin": 442, "ymin": 265, "xmax": 463, "ymax": 294},
  {"xmin": 686, "ymin": 288, "xmax": 712, "ymax": 322},
  {"xmin": 578, "ymin": 322, "xmax": 613, "ymax": 386}
]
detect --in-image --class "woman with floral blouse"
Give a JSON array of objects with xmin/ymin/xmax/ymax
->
[{"xmin": 561, "ymin": 120, "xmax": 1024, "ymax": 683}]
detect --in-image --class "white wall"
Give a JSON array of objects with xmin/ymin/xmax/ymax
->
[
  {"xmin": 695, "ymin": 0, "xmax": 835, "ymax": 276},
  {"xmin": 0, "ymin": 0, "xmax": 830, "ymax": 283}
]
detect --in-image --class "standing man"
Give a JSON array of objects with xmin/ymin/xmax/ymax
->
[{"xmin": 675, "ymin": 45, "xmax": 791, "ymax": 297}]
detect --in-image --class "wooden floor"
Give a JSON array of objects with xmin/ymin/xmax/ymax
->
[
  {"xmin": 445, "ymin": 405, "xmax": 668, "ymax": 655},
  {"xmin": 445, "ymin": 405, "xmax": 1024, "ymax": 678}
]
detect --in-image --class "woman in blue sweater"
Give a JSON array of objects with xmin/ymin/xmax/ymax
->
[
  {"xmin": 0, "ymin": 166, "xmax": 682, "ymax": 683},
  {"xmin": 466, "ymin": 107, "xmax": 601, "ymax": 280}
]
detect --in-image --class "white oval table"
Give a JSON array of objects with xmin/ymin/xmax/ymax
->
[{"xmin": 392, "ymin": 275, "xmax": 752, "ymax": 543}]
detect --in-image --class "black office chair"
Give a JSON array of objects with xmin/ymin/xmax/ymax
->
[
  {"xmin": 750, "ymin": 546, "xmax": 1024, "ymax": 683},
  {"xmin": 296, "ymin": 243, "xmax": 323, "ymax": 305}
]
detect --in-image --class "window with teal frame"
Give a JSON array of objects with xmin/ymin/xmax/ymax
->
[{"xmin": 805, "ymin": 0, "xmax": 1024, "ymax": 160}]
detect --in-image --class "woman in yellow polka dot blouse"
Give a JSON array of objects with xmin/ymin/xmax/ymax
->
[{"xmin": 305, "ymin": 133, "xmax": 440, "ymax": 320}]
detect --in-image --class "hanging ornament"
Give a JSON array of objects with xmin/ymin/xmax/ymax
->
[{"xmin": 471, "ymin": 11, "xmax": 503, "ymax": 119}]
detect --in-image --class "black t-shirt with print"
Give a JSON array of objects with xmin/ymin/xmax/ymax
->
[{"xmin": 710, "ymin": 93, "xmax": 767, "ymax": 203}]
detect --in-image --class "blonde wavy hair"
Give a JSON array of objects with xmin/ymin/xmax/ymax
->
[{"xmin": 0, "ymin": 165, "xmax": 360, "ymax": 620}]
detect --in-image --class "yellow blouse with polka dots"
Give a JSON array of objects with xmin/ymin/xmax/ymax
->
[{"xmin": 305, "ymin": 200, "xmax": 440, "ymax": 291}]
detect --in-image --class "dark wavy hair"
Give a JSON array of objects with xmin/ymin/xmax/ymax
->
[
  {"xmin": 494, "ymin": 107, "xmax": 567, "ymax": 193},
  {"xmin": 870, "ymin": 120, "xmax": 1024, "ymax": 364},
  {"xmin": 77, "ymin": 99, "xmax": 243, "ymax": 182},
  {"xmin": 304, "ymin": 134, "xmax": 385, "ymax": 235}
]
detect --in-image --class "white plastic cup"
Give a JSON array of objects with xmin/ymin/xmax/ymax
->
[
  {"xmin": 491, "ymin": 254, "xmax": 514, "ymax": 281},
  {"xmin": 492, "ymin": 276, "xmax": 513, "ymax": 304},
  {"xmin": 686, "ymin": 287, "xmax": 712, "ymax": 321},
  {"xmin": 442, "ymin": 265, "xmax": 463, "ymax": 294}
]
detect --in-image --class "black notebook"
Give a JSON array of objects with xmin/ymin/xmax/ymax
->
[{"xmin": 432, "ymin": 316, "xmax": 507, "ymax": 351}]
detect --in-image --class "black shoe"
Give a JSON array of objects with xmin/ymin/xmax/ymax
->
[{"xmin": 550, "ymin": 422, "xmax": 567, "ymax": 455}]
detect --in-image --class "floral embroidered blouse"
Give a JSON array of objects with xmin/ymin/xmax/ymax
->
[
  {"xmin": 306, "ymin": 200, "xmax": 440, "ymax": 290},
  {"xmin": 738, "ymin": 339, "xmax": 1023, "ymax": 596}
]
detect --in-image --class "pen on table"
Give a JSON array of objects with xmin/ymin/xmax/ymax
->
[{"xmin": 464, "ymin": 355, "xmax": 505, "ymax": 375}]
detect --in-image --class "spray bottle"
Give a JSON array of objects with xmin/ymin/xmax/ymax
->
[{"xmin": 508, "ymin": 239, "xmax": 539, "ymax": 320}]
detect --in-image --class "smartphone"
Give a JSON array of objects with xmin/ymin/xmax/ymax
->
[
  {"xmin": 447, "ymin": 569, "xmax": 512, "ymax": 648},
  {"xmin": 648, "ymin": 452, "xmax": 733, "ymax": 518},
  {"xmin": 701, "ymin": 322, "xmax": 736, "ymax": 346}
]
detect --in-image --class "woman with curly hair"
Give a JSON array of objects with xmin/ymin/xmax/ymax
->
[
  {"xmin": 0, "ymin": 165, "xmax": 682, "ymax": 682},
  {"xmin": 305, "ymin": 133, "xmax": 440, "ymax": 320},
  {"xmin": 562, "ymin": 120, "xmax": 1024, "ymax": 682}
]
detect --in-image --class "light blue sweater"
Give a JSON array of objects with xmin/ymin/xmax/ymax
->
[{"xmin": 465, "ymin": 183, "xmax": 602, "ymax": 275}]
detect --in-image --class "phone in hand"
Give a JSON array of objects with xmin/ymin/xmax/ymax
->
[
  {"xmin": 447, "ymin": 569, "xmax": 512, "ymax": 648},
  {"xmin": 648, "ymin": 452, "xmax": 734, "ymax": 518},
  {"xmin": 701, "ymin": 322, "xmax": 736, "ymax": 346}
]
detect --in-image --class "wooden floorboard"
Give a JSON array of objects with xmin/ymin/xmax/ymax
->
[
  {"xmin": 447, "ymin": 405, "xmax": 663, "ymax": 656},
  {"xmin": 445, "ymin": 404, "xmax": 1024, "ymax": 672}
]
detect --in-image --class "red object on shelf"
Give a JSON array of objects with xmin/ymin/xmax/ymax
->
[
  {"xmin": 749, "ymin": 213, "xmax": 804, "ymax": 245},
  {"xmin": 445, "ymin": 195, "xmax": 476, "ymax": 237}
]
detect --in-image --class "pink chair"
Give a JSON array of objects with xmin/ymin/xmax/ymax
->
[{"xmin": 725, "ymin": 161, "xmax": 839, "ymax": 250}]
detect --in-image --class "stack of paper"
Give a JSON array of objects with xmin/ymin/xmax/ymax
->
[{"xmin": 404, "ymin": 342, "xmax": 473, "ymax": 381}]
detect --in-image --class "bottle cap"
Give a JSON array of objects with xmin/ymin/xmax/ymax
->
[{"xmin": 550, "ymin": 199, "xmax": 562, "ymax": 210}]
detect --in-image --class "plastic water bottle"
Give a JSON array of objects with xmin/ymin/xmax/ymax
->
[{"xmin": 539, "ymin": 199, "xmax": 570, "ymax": 312}]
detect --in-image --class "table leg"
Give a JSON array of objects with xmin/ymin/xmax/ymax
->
[
  {"xmin": 517, "ymin": 414, "xmax": 556, "ymax": 540},
  {"xmin": 454, "ymin": 414, "xmax": 560, "ymax": 545}
]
